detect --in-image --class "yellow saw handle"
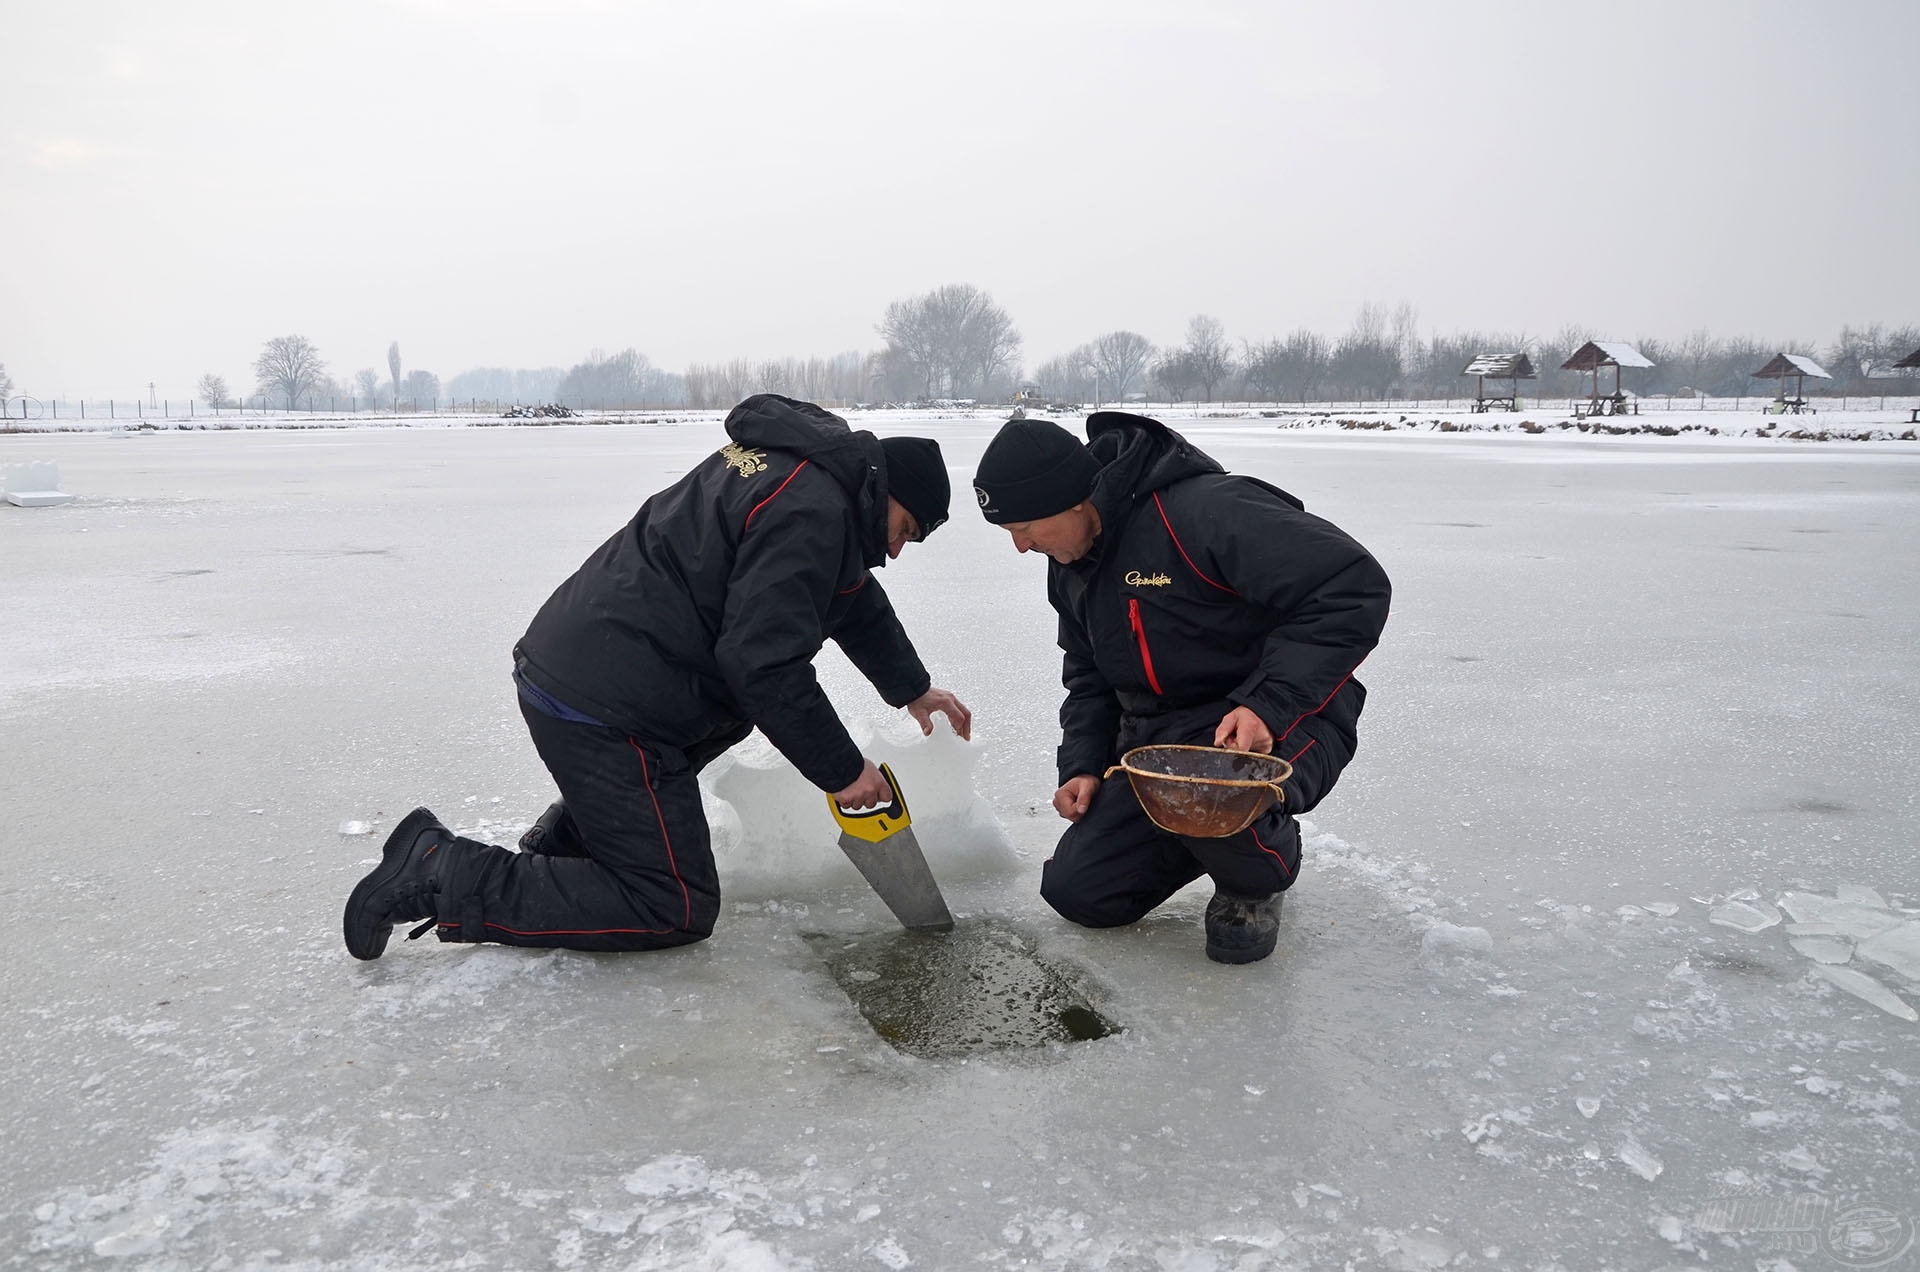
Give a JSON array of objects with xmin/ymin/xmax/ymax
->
[{"xmin": 827, "ymin": 763, "xmax": 910, "ymax": 843}]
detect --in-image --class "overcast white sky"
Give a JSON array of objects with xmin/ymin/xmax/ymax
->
[{"xmin": 4, "ymin": 0, "xmax": 1917, "ymax": 399}]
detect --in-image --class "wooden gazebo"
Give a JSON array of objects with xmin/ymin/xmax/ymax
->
[
  {"xmin": 1560, "ymin": 341, "xmax": 1653, "ymax": 417},
  {"xmin": 1750, "ymin": 352, "xmax": 1831, "ymax": 415},
  {"xmin": 1460, "ymin": 352, "xmax": 1536, "ymax": 412},
  {"xmin": 1896, "ymin": 347, "xmax": 1920, "ymax": 422}
]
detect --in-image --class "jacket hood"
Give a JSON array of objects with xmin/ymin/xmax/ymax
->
[
  {"xmin": 1082, "ymin": 411, "xmax": 1226, "ymax": 524},
  {"xmin": 724, "ymin": 394, "xmax": 889, "ymax": 563}
]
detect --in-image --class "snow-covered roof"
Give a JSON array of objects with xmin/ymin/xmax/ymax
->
[
  {"xmin": 1560, "ymin": 340, "xmax": 1655, "ymax": 371},
  {"xmin": 1460, "ymin": 352, "xmax": 1536, "ymax": 379},
  {"xmin": 1752, "ymin": 352, "xmax": 1832, "ymax": 380}
]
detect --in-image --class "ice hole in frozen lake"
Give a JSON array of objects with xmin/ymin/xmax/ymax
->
[{"xmin": 806, "ymin": 919, "xmax": 1117, "ymax": 1058}]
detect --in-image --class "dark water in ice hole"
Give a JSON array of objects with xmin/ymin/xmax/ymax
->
[{"xmin": 807, "ymin": 919, "xmax": 1118, "ymax": 1058}]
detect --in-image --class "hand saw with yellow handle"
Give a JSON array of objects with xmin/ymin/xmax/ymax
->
[{"xmin": 825, "ymin": 763, "xmax": 954, "ymax": 931}]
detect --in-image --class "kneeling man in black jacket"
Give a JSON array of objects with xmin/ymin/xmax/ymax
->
[
  {"xmin": 973, "ymin": 413, "xmax": 1388, "ymax": 964},
  {"xmin": 345, "ymin": 394, "xmax": 970, "ymax": 959}
]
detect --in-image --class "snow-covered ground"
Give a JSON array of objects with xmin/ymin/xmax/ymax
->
[{"xmin": 3, "ymin": 414, "xmax": 1917, "ymax": 1270}]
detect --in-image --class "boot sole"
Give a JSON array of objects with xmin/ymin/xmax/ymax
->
[
  {"xmin": 342, "ymin": 807, "xmax": 443, "ymax": 961},
  {"xmin": 1205, "ymin": 937, "xmax": 1278, "ymax": 965}
]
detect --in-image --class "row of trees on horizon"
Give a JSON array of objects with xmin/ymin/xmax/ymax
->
[{"xmin": 8, "ymin": 286, "xmax": 1919, "ymax": 413}]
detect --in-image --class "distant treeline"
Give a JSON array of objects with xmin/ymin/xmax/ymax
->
[{"xmin": 40, "ymin": 287, "xmax": 1911, "ymax": 414}]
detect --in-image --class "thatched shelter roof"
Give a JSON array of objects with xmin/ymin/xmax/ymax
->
[
  {"xmin": 1560, "ymin": 341, "xmax": 1654, "ymax": 372},
  {"xmin": 1895, "ymin": 347, "xmax": 1920, "ymax": 371},
  {"xmin": 1461, "ymin": 352, "xmax": 1536, "ymax": 379},
  {"xmin": 1751, "ymin": 353, "xmax": 1832, "ymax": 381}
]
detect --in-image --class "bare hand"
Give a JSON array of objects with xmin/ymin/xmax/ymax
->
[
  {"xmin": 1052, "ymin": 774, "xmax": 1101, "ymax": 822},
  {"xmin": 906, "ymin": 687, "xmax": 972, "ymax": 741},
  {"xmin": 1214, "ymin": 706, "xmax": 1274, "ymax": 754},
  {"xmin": 833, "ymin": 760, "xmax": 892, "ymax": 810}
]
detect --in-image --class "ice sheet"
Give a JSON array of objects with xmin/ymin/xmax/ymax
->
[{"xmin": 4, "ymin": 416, "xmax": 1918, "ymax": 1269}]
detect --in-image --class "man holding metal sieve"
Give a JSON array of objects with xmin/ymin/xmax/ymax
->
[{"xmin": 973, "ymin": 413, "xmax": 1389, "ymax": 964}]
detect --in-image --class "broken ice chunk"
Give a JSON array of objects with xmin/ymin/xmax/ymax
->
[
  {"xmin": 1642, "ymin": 902, "xmax": 1679, "ymax": 917},
  {"xmin": 1576, "ymin": 1097, "xmax": 1601, "ymax": 1119},
  {"xmin": 1708, "ymin": 900, "xmax": 1780, "ymax": 933},
  {"xmin": 338, "ymin": 820, "xmax": 374, "ymax": 836},
  {"xmin": 1835, "ymin": 884, "xmax": 1888, "ymax": 907},
  {"xmin": 1808, "ymin": 964, "xmax": 1918, "ymax": 1022},
  {"xmin": 1421, "ymin": 922, "xmax": 1494, "ymax": 959},
  {"xmin": 1855, "ymin": 923, "xmax": 1920, "ymax": 983},
  {"xmin": 1777, "ymin": 892, "xmax": 1903, "ymax": 940},
  {"xmin": 1788, "ymin": 936, "xmax": 1853, "ymax": 965},
  {"xmin": 1617, "ymin": 1136, "xmax": 1664, "ymax": 1181}
]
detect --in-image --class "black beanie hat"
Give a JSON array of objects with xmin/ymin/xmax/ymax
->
[
  {"xmin": 972, "ymin": 418, "xmax": 1099, "ymax": 525},
  {"xmin": 879, "ymin": 436, "xmax": 950, "ymax": 537}
]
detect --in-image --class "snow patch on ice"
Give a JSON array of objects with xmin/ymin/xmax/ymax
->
[{"xmin": 25, "ymin": 1120, "xmax": 363, "ymax": 1264}]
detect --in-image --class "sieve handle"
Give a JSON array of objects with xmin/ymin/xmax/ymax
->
[{"xmin": 1101, "ymin": 764, "xmax": 1127, "ymax": 780}]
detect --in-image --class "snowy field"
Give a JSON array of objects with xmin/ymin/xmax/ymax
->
[{"xmin": 3, "ymin": 413, "xmax": 1918, "ymax": 1271}]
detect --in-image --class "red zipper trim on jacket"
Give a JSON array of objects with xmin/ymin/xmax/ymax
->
[
  {"xmin": 743, "ymin": 459, "xmax": 810, "ymax": 531},
  {"xmin": 1152, "ymin": 491, "xmax": 1239, "ymax": 595},
  {"xmin": 1129, "ymin": 597, "xmax": 1164, "ymax": 695}
]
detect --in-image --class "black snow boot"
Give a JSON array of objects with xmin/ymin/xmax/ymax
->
[
  {"xmin": 1204, "ymin": 890, "xmax": 1284, "ymax": 965},
  {"xmin": 343, "ymin": 807, "xmax": 450, "ymax": 960},
  {"xmin": 517, "ymin": 800, "xmax": 585, "ymax": 857}
]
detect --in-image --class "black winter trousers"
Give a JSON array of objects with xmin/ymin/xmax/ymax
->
[
  {"xmin": 430, "ymin": 701, "xmax": 733, "ymax": 952},
  {"xmin": 1040, "ymin": 773, "xmax": 1301, "ymax": 928}
]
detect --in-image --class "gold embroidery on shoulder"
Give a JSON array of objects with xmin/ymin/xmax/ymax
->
[{"xmin": 720, "ymin": 442, "xmax": 769, "ymax": 477}]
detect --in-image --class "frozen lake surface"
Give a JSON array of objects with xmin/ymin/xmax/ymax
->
[{"xmin": 3, "ymin": 414, "xmax": 1917, "ymax": 1270}]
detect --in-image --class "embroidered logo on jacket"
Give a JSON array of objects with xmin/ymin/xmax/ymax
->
[
  {"xmin": 1125, "ymin": 571, "xmax": 1172, "ymax": 587},
  {"xmin": 720, "ymin": 443, "xmax": 769, "ymax": 477}
]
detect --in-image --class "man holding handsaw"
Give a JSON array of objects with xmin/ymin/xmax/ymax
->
[{"xmin": 344, "ymin": 394, "xmax": 970, "ymax": 959}]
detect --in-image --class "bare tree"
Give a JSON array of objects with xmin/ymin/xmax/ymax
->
[
  {"xmin": 1150, "ymin": 349, "xmax": 1201, "ymax": 402},
  {"xmin": 1033, "ymin": 346, "xmax": 1095, "ymax": 402},
  {"xmin": 254, "ymin": 335, "xmax": 327, "ymax": 410},
  {"xmin": 877, "ymin": 283, "xmax": 1021, "ymax": 399},
  {"xmin": 403, "ymin": 369, "xmax": 440, "ymax": 408},
  {"xmin": 1, "ymin": 361, "xmax": 14, "ymax": 403},
  {"xmin": 353, "ymin": 368, "xmax": 380, "ymax": 407},
  {"xmin": 387, "ymin": 342, "xmax": 403, "ymax": 411},
  {"xmin": 556, "ymin": 348, "xmax": 669, "ymax": 407},
  {"xmin": 197, "ymin": 373, "xmax": 231, "ymax": 408},
  {"xmin": 1086, "ymin": 331, "xmax": 1155, "ymax": 402},
  {"xmin": 1183, "ymin": 315, "xmax": 1235, "ymax": 401}
]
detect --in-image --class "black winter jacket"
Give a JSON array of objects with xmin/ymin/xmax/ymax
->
[
  {"xmin": 514, "ymin": 395, "xmax": 931, "ymax": 792},
  {"xmin": 1050, "ymin": 413, "xmax": 1390, "ymax": 813}
]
